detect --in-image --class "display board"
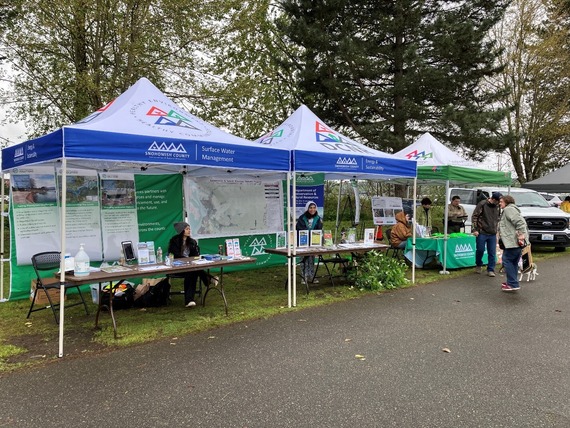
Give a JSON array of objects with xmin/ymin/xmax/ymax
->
[
  {"xmin": 371, "ymin": 196, "xmax": 403, "ymax": 225},
  {"xmin": 184, "ymin": 176, "xmax": 283, "ymax": 238}
]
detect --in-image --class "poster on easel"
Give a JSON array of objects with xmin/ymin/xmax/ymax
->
[{"xmin": 371, "ymin": 196, "xmax": 403, "ymax": 226}]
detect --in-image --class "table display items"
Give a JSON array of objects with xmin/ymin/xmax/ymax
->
[{"xmin": 74, "ymin": 243, "xmax": 90, "ymax": 277}]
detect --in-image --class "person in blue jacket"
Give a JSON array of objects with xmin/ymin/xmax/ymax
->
[{"xmin": 296, "ymin": 201, "xmax": 323, "ymax": 284}]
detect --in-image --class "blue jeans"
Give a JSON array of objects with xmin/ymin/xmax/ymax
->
[
  {"xmin": 502, "ymin": 247, "xmax": 522, "ymax": 288},
  {"xmin": 476, "ymin": 233, "xmax": 496, "ymax": 272}
]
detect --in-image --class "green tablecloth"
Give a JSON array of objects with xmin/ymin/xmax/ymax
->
[{"xmin": 405, "ymin": 236, "xmax": 488, "ymax": 269}]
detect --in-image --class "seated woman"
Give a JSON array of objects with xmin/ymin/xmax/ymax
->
[
  {"xmin": 168, "ymin": 222, "xmax": 210, "ymax": 308},
  {"xmin": 390, "ymin": 212, "xmax": 412, "ymax": 249}
]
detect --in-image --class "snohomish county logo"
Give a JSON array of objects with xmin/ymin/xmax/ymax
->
[
  {"xmin": 296, "ymin": 175, "xmax": 316, "ymax": 184},
  {"xmin": 454, "ymin": 242, "xmax": 474, "ymax": 259},
  {"xmin": 335, "ymin": 157, "xmax": 358, "ymax": 169},
  {"xmin": 404, "ymin": 149, "xmax": 434, "ymax": 161},
  {"xmin": 146, "ymin": 141, "xmax": 190, "ymax": 161}
]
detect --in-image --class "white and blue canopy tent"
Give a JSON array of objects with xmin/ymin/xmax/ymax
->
[
  {"xmin": 1, "ymin": 77, "xmax": 291, "ymax": 356},
  {"xmin": 254, "ymin": 105, "xmax": 417, "ymax": 305}
]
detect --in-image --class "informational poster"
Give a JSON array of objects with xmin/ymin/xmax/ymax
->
[
  {"xmin": 135, "ymin": 174, "xmax": 183, "ymax": 256},
  {"xmin": 292, "ymin": 173, "xmax": 325, "ymax": 220},
  {"xmin": 57, "ymin": 168, "xmax": 102, "ymax": 260},
  {"xmin": 371, "ymin": 196, "xmax": 403, "ymax": 225},
  {"xmin": 11, "ymin": 166, "xmax": 60, "ymax": 264},
  {"xmin": 184, "ymin": 176, "xmax": 283, "ymax": 238},
  {"xmin": 100, "ymin": 172, "xmax": 139, "ymax": 261}
]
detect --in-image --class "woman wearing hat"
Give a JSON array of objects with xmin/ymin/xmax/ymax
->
[
  {"xmin": 168, "ymin": 222, "xmax": 209, "ymax": 307},
  {"xmin": 296, "ymin": 201, "xmax": 323, "ymax": 284}
]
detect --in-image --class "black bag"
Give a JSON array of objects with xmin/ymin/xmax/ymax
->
[
  {"xmin": 100, "ymin": 283, "xmax": 135, "ymax": 310},
  {"xmin": 498, "ymin": 238, "xmax": 505, "ymax": 250},
  {"xmin": 133, "ymin": 277, "xmax": 171, "ymax": 308}
]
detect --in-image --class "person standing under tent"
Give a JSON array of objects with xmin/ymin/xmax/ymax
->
[
  {"xmin": 498, "ymin": 195, "xmax": 529, "ymax": 292},
  {"xmin": 471, "ymin": 192, "xmax": 501, "ymax": 277},
  {"xmin": 447, "ymin": 195, "xmax": 468, "ymax": 233},
  {"xmin": 417, "ymin": 197, "xmax": 433, "ymax": 232},
  {"xmin": 168, "ymin": 222, "xmax": 210, "ymax": 308},
  {"xmin": 296, "ymin": 201, "xmax": 323, "ymax": 284}
]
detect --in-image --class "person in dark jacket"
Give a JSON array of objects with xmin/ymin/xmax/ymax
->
[
  {"xmin": 296, "ymin": 201, "xmax": 323, "ymax": 284},
  {"xmin": 168, "ymin": 222, "xmax": 210, "ymax": 307},
  {"xmin": 471, "ymin": 192, "xmax": 501, "ymax": 277}
]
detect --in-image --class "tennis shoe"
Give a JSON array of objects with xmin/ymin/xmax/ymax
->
[
  {"xmin": 185, "ymin": 301, "xmax": 196, "ymax": 308},
  {"xmin": 474, "ymin": 266, "xmax": 482, "ymax": 274},
  {"xmin": 487, "ymin": 271, "xmax": 496, "ymax": 277},
  {"xmin": 501, "ymin": 283, "xmax": 514, "ymax": 292}
]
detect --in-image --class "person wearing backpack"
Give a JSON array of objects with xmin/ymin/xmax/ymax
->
[{"xmin": 168, "ymin": 222, "xmax": 210, "ymax": 308}]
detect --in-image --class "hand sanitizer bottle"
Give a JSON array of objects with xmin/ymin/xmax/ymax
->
[{"xmin": 74, "ymin": 243, "xmax": 90, "ymax": 277}]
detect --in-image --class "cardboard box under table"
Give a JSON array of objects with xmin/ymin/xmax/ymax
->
[{"xmin": 30, "ymin": 278, "xmax": 66, "ymax": 305}]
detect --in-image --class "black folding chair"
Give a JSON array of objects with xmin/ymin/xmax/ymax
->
[
  {"xmin": 28, "ymin": 251, "xmax": 89, "ymax": 323},
  {"xmin": 313, "ymin": 254, "xmax": 351, "ymax": 286},
  {"xmin": 385, "ymin": 229, "xmax": 404, "ymax": 259}
]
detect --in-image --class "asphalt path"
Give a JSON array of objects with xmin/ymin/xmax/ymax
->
[{"xmin": 1, "ymin": 255, "xmax": 569, "ymax": 427}]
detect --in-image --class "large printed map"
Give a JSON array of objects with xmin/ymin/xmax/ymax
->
[{"xmin": 184, "ymin": 177, "xmax": 283, "ymax": 238}]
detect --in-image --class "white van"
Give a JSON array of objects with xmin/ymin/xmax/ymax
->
[{"xmin": 448, "ymin": 187, "xmax": 570, "ymax": 251}]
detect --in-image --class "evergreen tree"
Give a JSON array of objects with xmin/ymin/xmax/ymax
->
[{"xmin": 277, "ymin": 0, "xmax": 511, "ymax": 153}]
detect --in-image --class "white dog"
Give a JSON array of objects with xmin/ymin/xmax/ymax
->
[{"xmin": 518, "ymin": 262, "xmax": 538, "ymax": 282}]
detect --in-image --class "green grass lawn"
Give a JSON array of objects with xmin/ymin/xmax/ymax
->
[{"xmin": 1, "ymin": 247, "xmax": 567, "ymax": 373}]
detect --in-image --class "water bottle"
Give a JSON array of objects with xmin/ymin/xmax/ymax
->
[
  {"xmin": 74, "ymin": 243, "xmax": 90, "ymax": 277},
  {"xmin": 156, "ymin": 247, "xmax": 163, "ymax": 263}
]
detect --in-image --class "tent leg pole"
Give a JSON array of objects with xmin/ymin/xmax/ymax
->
[
  {"xmin": 440, "ymin": 180, "xmax": 450, "ymax": 275},
  {"xmin": 286, "ymin": 173, "xmax": 291, "ymax": 308},
  {"xmin": 59, "ymin": 159, "xmax": 68, "ymax": 357}
]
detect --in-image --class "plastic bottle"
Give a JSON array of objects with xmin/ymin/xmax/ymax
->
[
  {"xmin": 156, "ymin": 247, "xmax": 163, "ymax": 263},
  {"xmin": 74, "ymin": 243, "xmax": 90, "ymax": 277},
  {"xmin": 119, "ymin": 249, "xmax": 126, "ymax": 266}
]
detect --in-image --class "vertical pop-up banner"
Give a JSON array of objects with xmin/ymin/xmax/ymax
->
[
  {"xmin": 99, "ymin": 172, "xmax": 139, "ymax": 261},
  {"xmin": 135, "ymin": 173, "xmax": 184, "ymax": 254}
]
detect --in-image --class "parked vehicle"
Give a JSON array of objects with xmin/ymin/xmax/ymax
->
[
  {"xmin": 539, "ymin": 192, "xmax": 563, "ymax": 207},
  {"xmin": 448, "ymin": 187, "xmax": 570, "ymax": 251}
]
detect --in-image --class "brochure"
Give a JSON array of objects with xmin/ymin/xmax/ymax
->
[
  {"xmin": 276, "ymin": 231, "xmax": 287, "ymax": 249},
  {"xmin": 364, "ymin": 228, "xmax": 375, "ymax": 244},
  {"xmin": 147, "ymin": 241, "xmax": 156, "ymax": 264},
  {"xmin": 323, "ymin": 230, "xmax": 333, "ymax": 247},
  {"xmin": 233, "ymin": 238, "xmax": 242, "ymax": 257},
  {"xmin": 298, "ymin": 230, "xmax": 309, "ymax": 247},
  {"xmin": 225, "ymin": 239, "xmax": 235, "ymax": 257},
  {"xmin": 137, "ymin": 242, "xmax": 150, "ymax": 265},
  {"xmin": 310, "ymin": 230, "xmax": 323, "ymax": 246},
  {"xmin": 347, "ymin": 227, "xmax": 357, "ymax": 243}
]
